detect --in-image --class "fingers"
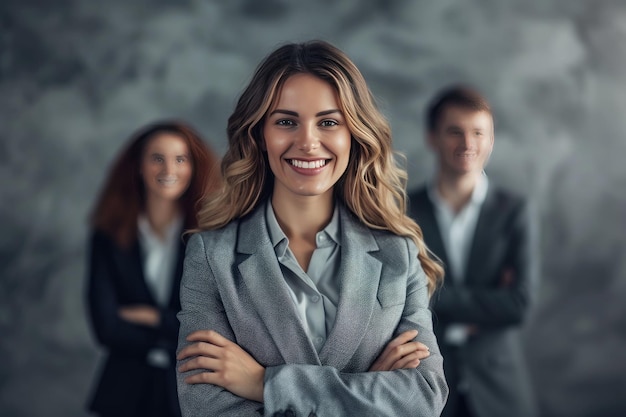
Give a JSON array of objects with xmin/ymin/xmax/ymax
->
[
  {"xmin": 177, "ymin": 330, "xmax": 230, "ymax": 361},
  {"xmin": 177, "ymin": 341, "xmax": 219, "ymax": 361},
  {"xmin": 117, "ymin": 306, "xmax": 160, "ymax": 326},
  {"xmin": 184, "ymin": 370, "xmax": 219, "ymax": 385},
  {"xmin": 178, "ymin": 354, "xmax": 221, "ymax": 373},
  {"xmin": 387, "ymin": 330, "xmax": 418, "ymax": 349},
  {"xmin": 177, "ymin": 330, "xmax": 266, "ymax": 401},
  {"xmin": 388, "ymin": 344, "xmax": 431, "ymax": 370},
  {"xmin": 369, "ymin": 330, "xmax": 431, "ymax": 372}
]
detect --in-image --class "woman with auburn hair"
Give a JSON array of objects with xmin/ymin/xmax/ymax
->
[
  {"xmin": 177, "ymin": 40, "xmax": 448, "ymax": 417},
  {"xmin": 86, "ymin": 120, "xmax": 221, "ymax": 417}
]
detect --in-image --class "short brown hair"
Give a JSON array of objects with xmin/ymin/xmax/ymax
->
[{"xmin": 426, "ymin": 85, "xmax": 492, "ymax": 132}]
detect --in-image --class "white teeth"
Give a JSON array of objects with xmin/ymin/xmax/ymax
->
[
  {"xmin": 158, "ymin": 178, "xmax": 177, "ymax": 185},
  {"xmin": 290, "ymin": 159, "xmax": 326, "ymax": 169}
]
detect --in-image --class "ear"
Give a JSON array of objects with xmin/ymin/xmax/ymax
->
[{"xmin": 486, "ymin": 134, "xmax": 495, "ymax": 162}]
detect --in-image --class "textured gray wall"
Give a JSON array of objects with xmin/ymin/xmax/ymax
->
[{"xmin": 1, "ymin": 1, "xmax": 625, "ymax": 416}]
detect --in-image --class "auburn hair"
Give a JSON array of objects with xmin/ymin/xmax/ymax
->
[{"xmin": 90, "ymin": 120, "xmax": 221, "ymax": 248}]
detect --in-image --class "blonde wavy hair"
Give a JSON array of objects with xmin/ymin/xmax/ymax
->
[{"xmin": 198, "ymin": 40, "xmax": 443, "ymax": 295}]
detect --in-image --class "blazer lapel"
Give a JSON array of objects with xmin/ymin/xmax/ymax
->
[
  {"xmin": 319, "ymin": 206, "xmax": 381, "ymax": 369},
  {"xmin": 167, "ymin": 235, "xmax": 186, "ymax": 310},
  {"xmin": 465, "ymin": 187, "xmax": 501, "ymax": 284},
  {"xmin": 414, "ymin": 193, "xmax": 454, "ymax": 283},
  {"xmin": 236, "ymin": 207, "xmax": 320, "ymax": 365},
  {"xmin": 115, "ymin": 241, "xmax": 157, "ymax": 304}
]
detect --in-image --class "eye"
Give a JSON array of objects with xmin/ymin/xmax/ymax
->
[
  {"xmin": 152, "ymin": 155, "xmax": 164, "ymax": 163},
  {"xmin": 320, "ymin": 119, "xmax": 338, "ymax": 127},
  {"xmin": 276, "ymin": 119, "xmax": 296, "ymax": 127},
  {"xmin": 176, "ymin": 156, "xmax": 188, "ymax": 163}
]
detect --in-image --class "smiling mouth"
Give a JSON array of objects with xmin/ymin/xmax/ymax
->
[
  {"xmin": 157, "ymin": 178, "xmax": 178, "ymax": 185},
  {"xmin": 288, "ymin": 159, "xmax": 329, "ymax": 169}
]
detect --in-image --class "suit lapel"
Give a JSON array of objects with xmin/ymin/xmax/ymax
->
[
  {"xmin": 465, "ymin": 186, "xmax": 498, "ymax": 284},
  {"xmin": 236, "ymin": 207, "xmax": 320, "ymax": 365},
  {"xmin": 114, "ymin": 241, "xmax": 157, "ymax": 304},
  {"xmin": 167, "ymin": 235, "xmax": 186, "ymax": 310},
  {"xmin": 319, "ymin": 206, "xmax": 381, "ymax": 369},
  {"xmin": 412, "ymin": 191, "xmax": 454, "ymax": 282}
]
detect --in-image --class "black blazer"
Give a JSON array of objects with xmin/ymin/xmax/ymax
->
[
  {"xmin": 86, "ymin": 229, "xmax": 184, "ymax": 417},
  {"xmin": 408, "ymin": 185, "xmax": 538, "ymax": 417}
]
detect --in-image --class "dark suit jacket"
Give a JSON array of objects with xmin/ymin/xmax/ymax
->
[
  {"xmin": 408, "ymin": 185, "xmax": 538, "ymax": 417},
  {"xmin": 86, "ymin": 229, "xmax": 184, "ymax": 417},
  {"xmin": 176, "ymin": 203, "xmax": 448, "ymax": 417}
]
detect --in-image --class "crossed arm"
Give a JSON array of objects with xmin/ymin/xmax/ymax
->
[
  {"xmin": 176, "ymin": 233, "xmax": 448, "ymax": 417},
  {"xmin": 178, "ymin": 328, "xmax": 430, "ymax": 402},
  {"xmin": 87, "ymin": 231, "xmax": 179, "ymax": 354}
]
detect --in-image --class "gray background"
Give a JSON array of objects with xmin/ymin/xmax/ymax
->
[{"xmin": 1, "ymin": 1, "xmax": 625, "ymax": 416}]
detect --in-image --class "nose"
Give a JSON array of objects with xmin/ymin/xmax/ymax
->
[
  {"xmin": 459, "ymin": 132, "xmax": 473, "ymax": 149},
  {"xmin": 297, "ymin": 125, "xmax": 320, "ymax": 153},
  {"xmin": 163, "ymin": 159, "xmax": 176, "ymax": 175}
]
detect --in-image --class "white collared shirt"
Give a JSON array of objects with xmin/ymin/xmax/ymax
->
[
  {"xmin": 137, "ymin": 214, "xmax": 183, "ymax": 307},
  {"xmin": 428, "ymin": 174, "xmax": 489, "ymax": 346},
  {"xmin": 137, "ymin": 214, "xmax": 183, "ymax": 368},
  {"xmin": 265, "ymin": 199, "xmax": 341, "ymax": 353},
  {"xmin": 427, "ymin": 174, "xmax": 488, "ymax": 283}
]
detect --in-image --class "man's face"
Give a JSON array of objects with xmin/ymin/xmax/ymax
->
[{"xmin": 428, "ymin": 106, "xmax": 494, "ymax": 178}]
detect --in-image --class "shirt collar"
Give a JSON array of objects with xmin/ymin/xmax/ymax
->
[
  {"xmin": 427, "ymin": 172, "xmax": 489, "ymax": 210},
  {"xmin": 265, "ymin": 199, "xmax": 341, "ymax": 257},
  {"xmin": 138, "ymin": 213, "xmax": 184, "ymax": 245}
]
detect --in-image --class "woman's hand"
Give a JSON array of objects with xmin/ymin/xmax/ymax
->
[
  {"xmin": 177, "ymin": 330, "xmax": 265, "ymax": 403},
  {"xmin": 118, "ymin": 305, "xmax": 160, "ymax": 327},
  {"xmin": 368, "ymin": 330, "xmax": 430, "ymax": 372}
]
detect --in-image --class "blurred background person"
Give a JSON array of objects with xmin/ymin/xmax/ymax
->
[
  {"xmin": 85, "ymin": 121, "xmax": 221, "ymax": 417},
  {"xmin": 408, "ymin": 86, "xmax": 538, "ymax": 417}
]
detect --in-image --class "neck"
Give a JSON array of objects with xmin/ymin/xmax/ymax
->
[
  {"xmin": 271, "ymin": 192, "xmax": 334, "ymax": 243},
  {"xmin": 144, "ymin": 195, "xmax": 181, "ymax": 239},
  {"xmin": 435, "ymin": 171, "xmax": 481, "ymax": 214}
]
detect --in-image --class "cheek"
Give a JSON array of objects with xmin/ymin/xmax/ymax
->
[
  {"xmin": 264, "ymin": 139, "xmax": 288, "ymax": 164},
  {"xmin": 336, "ymin": 135, "xmax": 352, "ymax": 156},
  {"xmin": 142, "ymin": 163, "xmax": 159, "ymax": 179},
  {"xmin": 179, "ymin": 165, "xmax": 193, "ymax": 186}
]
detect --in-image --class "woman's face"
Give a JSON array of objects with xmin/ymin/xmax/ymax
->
[
  {"xmin": 262, "ymin": 73, "xmax": 351, "ymax": 202},
  {"xmin": 140, "ymin": 132, "xmax": 193, "ymax": 203}
]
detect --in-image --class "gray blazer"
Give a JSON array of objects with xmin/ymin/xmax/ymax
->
[{"xmin": 176, "ymin": 202, "xmax": 448, "ymax": 417}]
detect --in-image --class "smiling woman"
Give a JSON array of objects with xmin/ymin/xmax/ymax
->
[
  {"xmin": 85, "ymin": 121, "xmax": 221, "ymax": 417},
  {"xmin": 263, "ymin": 73, "xmax": 351, "ymax": 203},
  {"xmin": 141, "ymin": 133, "xmax": 194, "ymax": 207},
  {"xmin": 176, "ymin": 40, "xmax": 448, "ymax": 417}
]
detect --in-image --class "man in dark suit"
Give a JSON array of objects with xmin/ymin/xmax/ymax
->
[{"xmin": 408, "ymin": 85, "xmax": 538, "ymax": 417}]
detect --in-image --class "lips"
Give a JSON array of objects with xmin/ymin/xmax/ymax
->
[{"xmin": 157, "ymin": 177, "xmax": 178, "ymax": 185}]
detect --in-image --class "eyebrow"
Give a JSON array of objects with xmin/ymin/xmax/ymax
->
[
  {"xmin": 150, "ymin": 152, "xmax": 189, "ymax": 157},
  {"xmin": 269, "ymin": 109, "xmax": 342, "ymax": 117},
  {"xmin": 445, "ymin": 125, "xmax": 486, "ymax": 132}
]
